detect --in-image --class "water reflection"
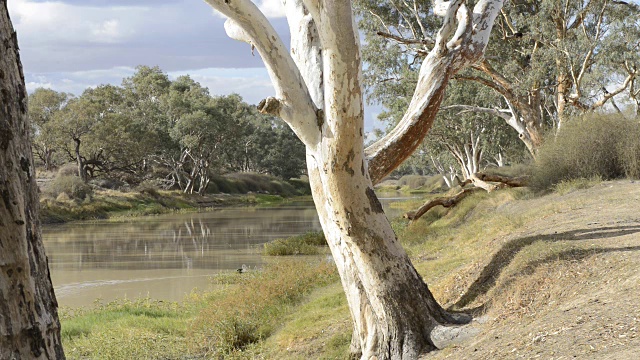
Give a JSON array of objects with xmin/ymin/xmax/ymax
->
[
  {"xmin": 43, "ymin": 195, "xmax": 413, "ymax": 307},
  {"xmin": 45, "ymin": 206, "xmax": 321, "ymax": 271}
]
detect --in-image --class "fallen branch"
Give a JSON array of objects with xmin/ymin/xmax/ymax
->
[
  {"xmin": 404, "ymin": 187, "xmax": 484, "ymax": 221},
  {"xmin": 474, "ymin": 172, "xmax": 528, "ymax": 187},
  {"xmin": 405, "ymin": 172, "xmax": 528, "ymax": 222}
]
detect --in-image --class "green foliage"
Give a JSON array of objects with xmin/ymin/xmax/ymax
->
[
  {"xmin": 287, "ymin": 178, "xmax": 312, "ymax": 195},
  {"xmin": 263, "ymin": 232, "xmax": 327, "ymax": 256},
  {"xmin": 28, "ymin": 66, "xmax": 307, "ymax": 195},
  {"xmin": 356, "ymin": 0, "xmax": 640, "ymax": 172},
  {"xmin": 531, "ymin": 115, "xmax": 640, "ymax": 190}
]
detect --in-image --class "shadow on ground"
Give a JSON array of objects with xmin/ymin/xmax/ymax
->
[{"xmin": 450, "ymin": 224, "xmax": 640, "ymax": 313}]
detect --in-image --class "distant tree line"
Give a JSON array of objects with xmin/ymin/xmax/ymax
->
[{"xmin": 28, "ymin": 66, "xmax": 307, "ymax": 194}]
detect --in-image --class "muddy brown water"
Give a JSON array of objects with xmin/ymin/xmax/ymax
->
[{"xmin": 43, "ymin": 196, "xmax": 413, "ymax": 308}]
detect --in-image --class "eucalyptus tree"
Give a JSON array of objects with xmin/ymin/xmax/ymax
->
[
  {"xmin": 28, "ymin": 88, "xmax": 70, "ymax": 171},
  {"xmin": 0, "ymin": 4, "xmax": 64, "ymax": 357},
  {"xmin": 359, "ymin": 0, "xmax": 640, "ymax": 157},
  {"xmin": 85, "ymin": 84, "xmax": 158, "ymax": 177},
  {"xmin": 170, "ymin": 107, "xmax": 234, "ymax": 194},
  {"xmin": 49, "ymin": 94, "xmax": 102, "ymax": 181},
  {"xmin": 204, "ymin": 0, "xmax": 503, "ymax": 358},
  {"xmin": 121, "ymin": 65, "xmax": 174, "ymax": 168}
]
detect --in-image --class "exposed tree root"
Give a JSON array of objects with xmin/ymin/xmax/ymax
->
[{"xmin": 405, "ymin": 173, "xmax": 528, "ymax": 222}]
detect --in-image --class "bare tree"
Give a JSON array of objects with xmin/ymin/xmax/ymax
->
[
  {"xmin": 203, "ymin": 0, "xmax": 503, "ymax": 358},
  {"xmin": 0, "ymin": 3, "xmax": 64, "ymax": 358}
]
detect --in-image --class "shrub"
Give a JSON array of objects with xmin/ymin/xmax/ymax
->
[
  {"xmin": 135, "ymin": 179, "xmax": 161, "ymax": 197},
  {"xmin": 57, "ymin": 163, "xmax": 79, "ymax": 177},
  {"xmin": 287, "ymin": 178, "xmax": 312, "ymax": 195},
  {"xmin": 531, "ymin": 114, "xmax": 640, "ymax": 190},
  {"xmin": 211, "ymin": 173, "xmax": 306, "ymax": 196},
  {"xmin": 211, "ymin": 176, "xmax": 240, "ymax": 194},
  {"xmin": 46, "ymin": 175, "xmax": 93, "ymax": 201},
  {"xmin": 263, "ymin": 231, "xmax": 327, "ymax": 256},
  {"xmin": 618, "ymin": 122, "xmax": 640, "ymax": 179},
  {"xmin": 398, "ymin": 175, "xmax": 429, "ymax": 189}
]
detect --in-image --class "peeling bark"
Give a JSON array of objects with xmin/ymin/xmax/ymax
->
[{"xmin": 0, "ymin": 4, "xmax": 64, "ymax": 358}]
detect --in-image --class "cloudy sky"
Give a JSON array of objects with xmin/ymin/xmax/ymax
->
[{"xmin": 7, "ymin": 0, "xmax": 383, "ymax": 131}]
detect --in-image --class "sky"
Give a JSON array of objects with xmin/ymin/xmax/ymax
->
[{"xmin": 7, "ymin": 0, "xmax": 383, "ymax": 132}]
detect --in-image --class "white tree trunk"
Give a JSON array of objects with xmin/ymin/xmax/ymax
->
[
  {"xmin": 204, "ymin": 0, "xmax": 503, "ymax": 357},
  {"xmin": 0, "ymin": 5, "xmax": 64, "ymax": 358}
]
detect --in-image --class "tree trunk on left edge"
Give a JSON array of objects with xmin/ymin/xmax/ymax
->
[{"xmin": 0, "ymin": 4, "xmax": 65, "ymax": 359}]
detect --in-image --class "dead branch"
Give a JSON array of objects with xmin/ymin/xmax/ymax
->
[
  {"xmin": 405, "ymin": 172, "xmax": 528, "ymax": 222},
  {"xmin": 474, "ymin": 172, "xmax": 528, "ymax": 187},
  {"xmin": 404, "ymin": 187, "xmax": 483, "ymax": 221}
]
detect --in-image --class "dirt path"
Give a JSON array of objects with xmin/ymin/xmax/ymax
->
[{"xmin": 426, "ymin": 180, "xmax": 640, "ymax": 359}]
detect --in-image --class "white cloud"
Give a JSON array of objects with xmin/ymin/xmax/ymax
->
[
  {"xmin": 168, "ymin": 68, "xmax": 275, "ymax": 105},
  {"xmin": 8, "ymin": 0, "xmax": 136, "ymax": 45},
  {"xmin": 25, "ymin": 81, "xmax": 53, "ymax": 93}
]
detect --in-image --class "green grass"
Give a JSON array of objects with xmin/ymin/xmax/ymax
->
[
  {"xmin": 61, "ymin": 298, "xmax": 192, "ymax": 360},
  {"xmin": 60, "ymin": 259, "xmax": 338, "ymax": 360},
  {"xmin": 263, "ymin": 231, "xmax": 327, "ymax": 256},
  {"xmin": 58, "ymin": 181, "xmax": 614, "ymax": 359}
]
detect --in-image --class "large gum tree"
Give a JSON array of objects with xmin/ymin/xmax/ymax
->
[
  {"xmin": 0, "ymin": 2, "xmax": 64, "ymax": 358},
  {"xmin": 204, "ymin": 0, "xmax": 503, "ymax": 358}
]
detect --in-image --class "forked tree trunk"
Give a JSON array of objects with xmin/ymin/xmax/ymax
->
[
  {"xmin": 0, "ymin": 4, "xmax": 65, "ymax": 358},
  {"xmin": 205, "ymin": 0, "xmax": 503, "ymax": 358},
  {"xmin": 307, "ymin": 144, "xmax": 469, "ymax": 357}
]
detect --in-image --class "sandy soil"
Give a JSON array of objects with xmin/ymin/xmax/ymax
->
[{"xmin": 426, "ymin": 180, "xmax": 640, "ymax": 359}]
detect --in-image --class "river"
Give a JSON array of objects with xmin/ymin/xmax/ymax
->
[{"xmin": 42, "ymin": 196, "xmax": 413, "ymax": 308}]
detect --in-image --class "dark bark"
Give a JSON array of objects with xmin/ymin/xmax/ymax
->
[
  {"xmin": 0, "ymin": 3, "xmax": 65, "ymax": 358},
  {"xmin": 73, "ymin": 137, "xmax": 86, "ymax": 182},
  {"xmin": 474, "ymin": 172, "xmax": 528, "ymax": 187}
]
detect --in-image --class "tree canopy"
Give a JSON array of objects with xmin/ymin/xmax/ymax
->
[
  {"xmin": 358, "ymin": 0, "xmax": 640, "ymax": 169},
  {"xmin": 28, "ymin": 66, "xmax": 307, "ymax": 193}
]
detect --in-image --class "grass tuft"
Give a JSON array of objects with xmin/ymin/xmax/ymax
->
[{"xmin": 263, "ymin": 231, "xmax": 327, "ymax": 256}]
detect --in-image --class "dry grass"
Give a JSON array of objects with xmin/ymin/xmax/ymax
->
[
  {"xmin": 58, "ymin": 180, "xmax": 640, "ymax": 359},
  {"xmin": 188, "ymin": 259, "xmax": 337, "ymax": 358}
]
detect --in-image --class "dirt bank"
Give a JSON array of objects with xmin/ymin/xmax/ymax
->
[{"xmin": 425, "ymin": 180, "xmax": 640, "ymax": 359}]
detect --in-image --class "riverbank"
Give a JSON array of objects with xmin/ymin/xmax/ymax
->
[
  {"xmin": 40, "ymin": 189, "xmax": 308, "ymax": 224},
  {"xmin": 58, "ymin": 179, "xmax": 640, "ymax": 358}
]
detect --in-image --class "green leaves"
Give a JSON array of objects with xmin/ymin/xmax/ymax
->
[{"xmin": 28, "ymin": 66, "xmax": 307, "ymax": 191}]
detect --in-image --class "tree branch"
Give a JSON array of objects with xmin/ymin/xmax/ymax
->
[
  {"xmin": 203, "ymin": 0, "xmax": 320, "ymax": 147},
  {"xmin": 440, "ymin": 104, "xmax": 512, "ymax": 121},
  {"xmin": 404, "ymin": 187, "xmax": 483, "ymax": 221},
  {"xmin": 365, "ymin": 0, "xmax": 505, "ymax": 185},
  {"xmin": 376, "ymin": 31, "xmax": 434, "ymax": 47}
]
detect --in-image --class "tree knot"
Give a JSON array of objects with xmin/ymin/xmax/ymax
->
[{"xmin": 257, "ymin": 97, "xmax": 282, "ymax": 116}]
